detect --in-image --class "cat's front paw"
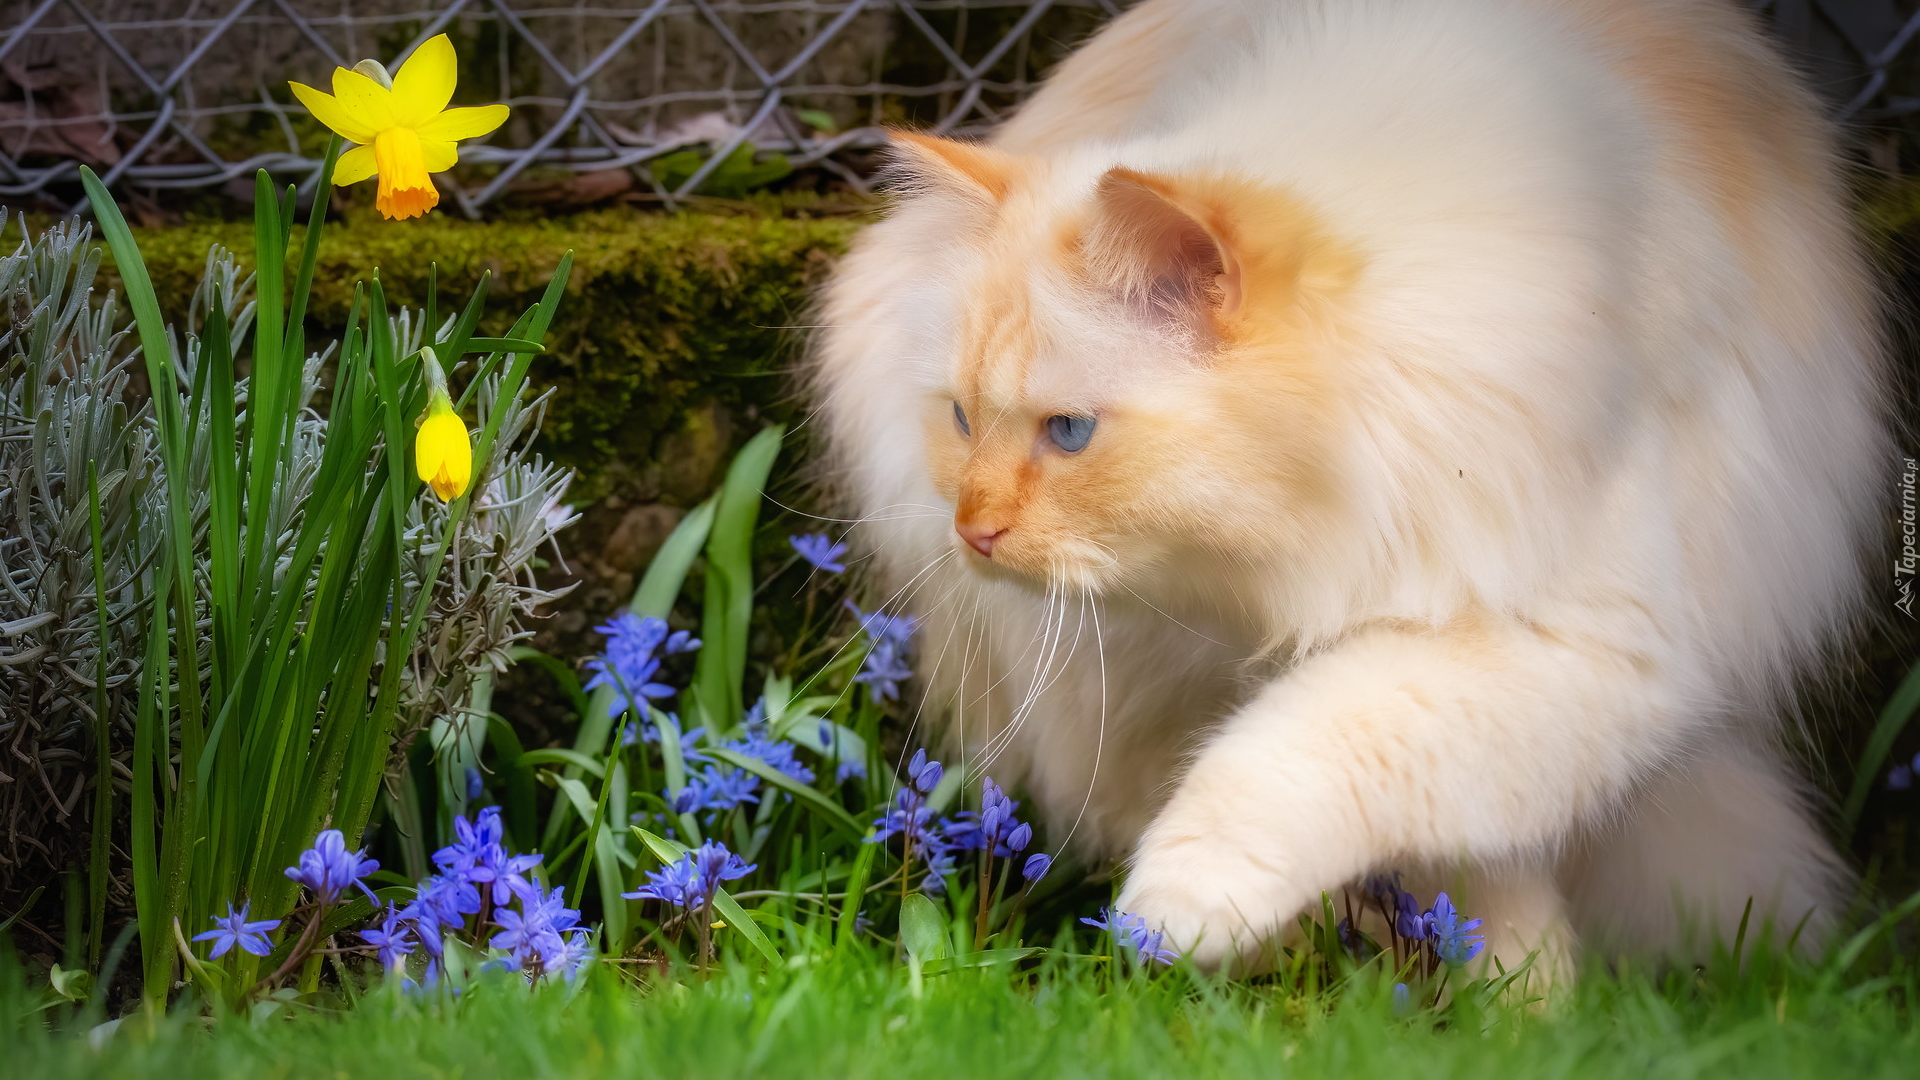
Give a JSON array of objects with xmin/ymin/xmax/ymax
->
[{"xmin": 1115, "ymin": 830, "xmax": 1305, "ymax": 972}]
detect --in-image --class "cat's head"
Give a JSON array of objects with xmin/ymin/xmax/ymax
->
[{"xmin": 890, "ymin": 132, "xmax": 1363, "ymax": 597}]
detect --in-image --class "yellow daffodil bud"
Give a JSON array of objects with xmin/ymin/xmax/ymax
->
[{"xmin": 416, "ymin": 390, "xmax": 471, "ymax": 502}]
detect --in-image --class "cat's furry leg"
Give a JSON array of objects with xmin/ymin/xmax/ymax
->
[
  {"xmin": 1557, "ymin": 742, "xmax": 1847, "ymax": 963},
  {"xmin": 1115, "ymin": 613, "xmax": 1714, "ymax": 971}
]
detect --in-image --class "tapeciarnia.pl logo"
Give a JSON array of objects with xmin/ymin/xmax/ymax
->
[{"xmin": 1898, "ymin": 456, "xmax": 1917, "ymax": 618}]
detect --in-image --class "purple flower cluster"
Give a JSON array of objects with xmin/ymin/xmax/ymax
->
[
  {"xmin": 868, "ymin": 750, "xmax": 954, "ymax": 893},
  {"xmin": 488, "ymin": 884, "xmax": 588, "ymax": 975},
  {"xmin": 1081, "ymin": 907, "xmax": 1180, "ymax": 966},
  {"xmin": 660, "ymin": 701, "xmax": 823, "ymax": 820},
  {"xmin": 672, "ymin": 764, "xmax": 762, "ymax": 814},
  {"xmin": 944, "ymin": 775, "xmax": 1050, "ymax": 882},
  {"xmin": 585, "ymin": 613, "xmax": 700, "ymax": 718},
  {"xmin": 847, "ymin": 600, "xmax": 916, "ymax": 703},
  {"xmin": 624, "ymin": 839, "xmax": 756, "ymax": 911},
  {"xmin": 944, "ymin": 777, "xmax": 1033, "ymax": 858},
  {"xmin": 867, "ymin": 756, "xmax": 1054, "ymax": 893},
  {"xmin": 789, "ymin": 533, "xmax": 848, "ymax": 574},
  {"xmin": 349, "ymin": 806, "xmax": 590, "ymax": 983},
  {"xmin": 1353, "ymin": 874, "xmax": 1486, "ymax": 970}
]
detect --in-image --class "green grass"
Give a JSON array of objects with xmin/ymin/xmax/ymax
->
[{"xmin": 11, "ymin": 945, "xmax": 1918, "ymax": 1079}]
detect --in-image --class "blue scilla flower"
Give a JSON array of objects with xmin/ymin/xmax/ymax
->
[
  {"xmin": 846, "ymin": 601, "xmax": 918, "ymax": 703},
  {"xmin": 906, "ymin": 748, "xmax": 943, "ymax": 794},
  {"xmin": 836, "ymin": 759, "xmax": 867, "ymax": 783},
  {"xmin": 945, "ymin": 776, "xmax": 1032, "ymax": 858},
  {"xmin": 846, "ymin": 600, "xmax": 917, "ymax": 650},
  {"xmin": 192, "ymin": 901, "xmax": 281, "ymax": 959},
  {"xmin": 624, "ymin": 839, "xmax": 755, "ymax": 911},
  {"xmin": 405, "ymin": 872, "xmax": 481, "ymax": 935},
  {"xmin": 586, "ymin": 613, "xmax": 699, "ymax": 716},
  {"xmin": 870, "ymin": 786, "xmax": 939, "ymax": 847},
  {"xmin": 1889, "ymin": 752, "xmax": 1920, "ymax": 791},
  {"xmin": 671, "ymin": 765, "xmax": 762, "ymax": 814},
  {"xmin": 1361, "ymin": 872, "xmax": 1402, "ymax": 908},
  {"xmin": 868, "ymin": 771, "xmax": 957, "ymax": 895},
  {"xmin": 1022, "ymin": 853, "xmax": 1053, "ymax": 883},
  {"xmin": 1424, "ymin": 892, "xmax": 1486, "ymax": 967},
  {"xmin": 284, "ymin": 828, "xmax": 379, "ymax": 905},
  {"xmin": 360, "ymin": 904, "xmax": 416, "ymax": 969},
  {"xmin": 1394, "ymin": 888, "xmax": 1428, "ymax": 941},
  {"xmin": 1392, "ymin": 982, "xmax": 1414, "ymax": 1016},
  {"xmin": 1081, "ymin": 907, "xmax": 1179, "ymax": 966},
  {"xmin": 920, "ymin": 844, "xmax": 958, "ymax": 894},
  {"xmin": 855, "ymin": 641, "xmax": 913, "ymax": 703},
  {"xmin": 626, "ymin": 716, "xmax": 706, "ymax": 758},
  {"xmin": 433, "ymin": 806, "xmax": 542, "ymax": 907},
  {"xmin": 726, "ymin": 730, "xmax": 816, "ymax": 784},
  {"xmin": 491, "ymin": 885, "xmax": 583, "ymax": 974},
  {"xmin": 789, "ymin": 533, "xmax": 848, "ymax": 573},
  {"xmin": 553, "ymin": 929, "xmax": 594, "ymax": 981}
]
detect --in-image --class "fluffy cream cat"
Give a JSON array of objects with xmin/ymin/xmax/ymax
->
[{"xmin": 811, "ymin": 0, "xmax": 1889, "ymax": 977}]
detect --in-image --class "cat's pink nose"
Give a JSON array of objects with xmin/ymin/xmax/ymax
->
[{"xmin": 956, "ymin": 520, "xmax": 1005, "ymax": 558}]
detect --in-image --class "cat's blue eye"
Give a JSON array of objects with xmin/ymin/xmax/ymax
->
[
  {"xmin": 953, "ymin": 401, "xmax": 971, "ymax": 437},
  {"xmin": 1046, "ymin": 414, "xmax": 1097, "ymax": 453}
]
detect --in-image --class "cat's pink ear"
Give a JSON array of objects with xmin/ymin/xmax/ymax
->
[
  {"xmin": 1089, "ymin": 166, "xmax": 1244, "ymax": 322},
  {"xmin": 886, "ymin": 130, "xmax": 1016, "ymax": 205}
]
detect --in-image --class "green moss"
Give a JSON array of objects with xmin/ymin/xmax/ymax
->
[{"xmin": 115, "ymin": 201, "xmax": 867, "ymax": 502}]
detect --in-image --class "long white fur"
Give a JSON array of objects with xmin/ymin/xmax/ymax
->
[{"xmin": 812, "ymin": 0, "xmax": 1887, "ymax": 974}]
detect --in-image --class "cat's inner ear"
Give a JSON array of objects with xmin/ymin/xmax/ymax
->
[
  {"xmin": 886, "ymin": 130, "xmax": 1017, "ymax": 207},
  {"xmin": 1087, "ymin": 166, "xmax": 1244, "ymax": 327}
]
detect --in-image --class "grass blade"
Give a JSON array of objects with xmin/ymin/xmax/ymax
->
[{"xmin": 1842, "ymin": 657, "xmax": 1920, "ymax": 831}]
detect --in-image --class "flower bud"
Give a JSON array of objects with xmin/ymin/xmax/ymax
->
[{"xmin": 415, "ymin": 389, "xmax": 471, "ymax": 501}]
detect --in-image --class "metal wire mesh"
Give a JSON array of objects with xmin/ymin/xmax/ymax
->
[{"xmin": 0, "ymin": 0, "xmax": 1915, "ymax": 214}]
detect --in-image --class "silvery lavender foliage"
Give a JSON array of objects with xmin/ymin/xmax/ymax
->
[
  {"xmin": 0, "ymin": 215, "xmax": 161, "ymax": 892},
  {"xmin": 0, "ymin": 215, "xmax": 578, "ymax": 901}
]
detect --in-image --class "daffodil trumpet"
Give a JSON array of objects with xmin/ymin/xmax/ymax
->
[
  {"xmin": 414, "ymin": 348, "xmax": 472, "ymax": 502},
  {"xmin": 288, "ymin": 34, "xmax": 508, "ymax": 220}
]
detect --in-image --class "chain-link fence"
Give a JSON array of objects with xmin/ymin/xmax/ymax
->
[{"xmin": 0, "ymin": 0, "xmax": 1917, "ymax": 213}]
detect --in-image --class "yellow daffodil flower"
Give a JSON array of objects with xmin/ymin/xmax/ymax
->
[
  {"xmin": 288, "ymin": 35, "xmax": 508, "ymax": 220},
  {"xmin": 416, "ymin": 389, "xmax": 472, "ymax": 502}
]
